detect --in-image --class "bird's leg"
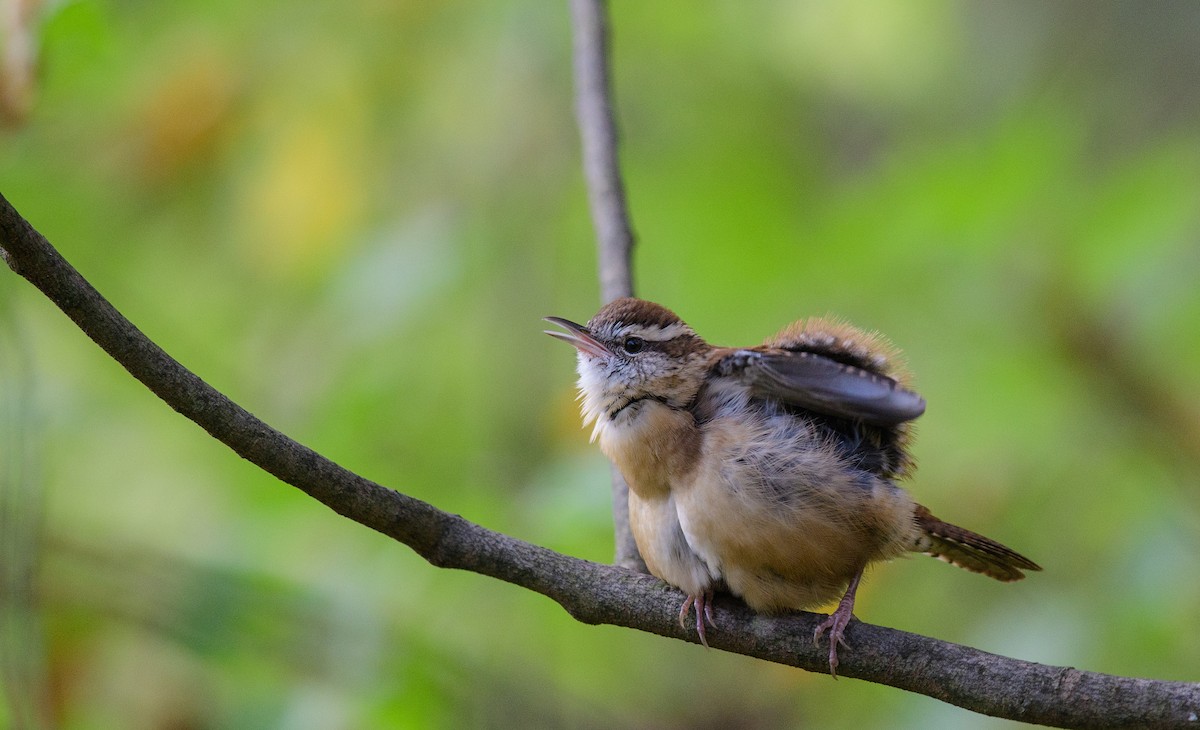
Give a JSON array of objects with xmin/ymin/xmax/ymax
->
[
  {"xmin": 813, "ymin": 568, "xmax": 863, "ymax": 678},
  {"xmin": 678, "ymin": 590, "xmax": 717, "ymax": 647}
]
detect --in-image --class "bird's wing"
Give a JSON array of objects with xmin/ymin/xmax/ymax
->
[{"xmin": 717, "ymin": 349, "xmax": 926, "ymax": 426}]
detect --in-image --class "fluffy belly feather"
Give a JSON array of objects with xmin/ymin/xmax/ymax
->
[{"xmin": 673, "ymin": 413, "xmax": 917, "ymax": 612}]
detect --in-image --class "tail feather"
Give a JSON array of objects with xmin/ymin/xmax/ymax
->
[{"xmin": 912, "ymin": 505, "xmax": 1042, "ymax": 582}]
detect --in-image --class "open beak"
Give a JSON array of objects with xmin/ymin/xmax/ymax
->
[{"xmin": 544, "ymin": 316, "xmax": 611, "ymax": 358}]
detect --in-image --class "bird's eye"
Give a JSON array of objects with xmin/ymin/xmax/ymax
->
[{"xmin": 622, "ymin": 336, "xmax": 645, "ymax": 354}]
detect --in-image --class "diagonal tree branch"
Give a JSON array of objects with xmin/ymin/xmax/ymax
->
[
  {"xmin": 3, "ymin": 195, "xmax": 1199, "ymax": 727},
  {"xmin": 569, "ymin": 0, "xmax": 643, "ymax": 571}
]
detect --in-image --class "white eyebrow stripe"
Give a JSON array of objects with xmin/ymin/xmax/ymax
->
[{"xmin": 622, "ymin": 322, "xmax": 694, "ymax": 341}]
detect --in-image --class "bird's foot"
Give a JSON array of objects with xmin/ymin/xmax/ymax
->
[
  {"xmin": 813, "ymin": 569, "xmax": 864, "ymax": 678},
  {"xmin": 679, "ymin": 590, "xmax": 717, "ymax": 647},
  {"xmin": 812, "ymin": 604, "xmax": 855, "ymax": 678}
]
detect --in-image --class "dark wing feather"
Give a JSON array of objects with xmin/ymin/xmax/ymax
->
[{"xmin": 722, "ymin": 349, "xmax": 926, "ymax": 426}]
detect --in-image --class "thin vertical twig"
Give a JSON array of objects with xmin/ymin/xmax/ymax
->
[
  {"xmin": 568, "ymin": 0, "xmax": 643, "ymax": 570},
  {"xmin": 570, "ymin": 0, "xmax": 635, "ymax": 303}
]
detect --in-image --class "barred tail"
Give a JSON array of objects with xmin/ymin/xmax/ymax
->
[{"xmin": 912, "ymin": 505, "xmax": 1042, "ymax": 582}]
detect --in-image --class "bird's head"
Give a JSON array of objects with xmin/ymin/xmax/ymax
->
[{"xmin": 546, "ymin": 298, "xmax": 711, "ymax": 438}]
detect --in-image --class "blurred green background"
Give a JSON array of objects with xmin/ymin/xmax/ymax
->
[{"xmin": 3, "ymin": 1, "xmax": 1200, "ymax": 727}]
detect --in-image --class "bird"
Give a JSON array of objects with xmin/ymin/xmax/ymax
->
[{"xmin": 545, "ymin": 297, "xmax": 1040, "ymax": 676}]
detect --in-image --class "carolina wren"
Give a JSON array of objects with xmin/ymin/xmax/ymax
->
[{"xmin": 546, "ymin": 297, "xmax": 1040, "ymax": 676}]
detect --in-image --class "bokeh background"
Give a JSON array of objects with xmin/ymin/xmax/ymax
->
[{"xmin": 3, "ymin": 1, "xmax": 1200, "ymax": 727}]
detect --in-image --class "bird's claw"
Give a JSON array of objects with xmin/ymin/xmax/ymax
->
[
  {"xmin": 813, "ymin": 569, "xmax": 864, "ymax": 678},
  {"xmin": 679, "ymin": 590, "xmax": 717, "ymax": 647},
  {"xmin": 813, "ymin": 607, "xmax": 855, "ymax": 678}
]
